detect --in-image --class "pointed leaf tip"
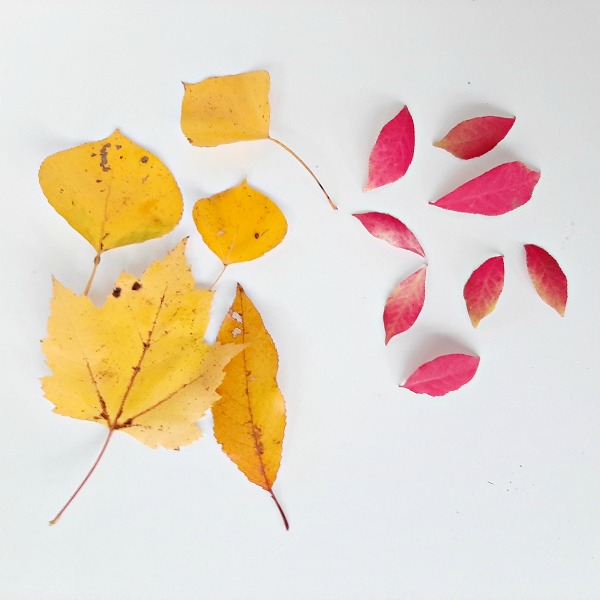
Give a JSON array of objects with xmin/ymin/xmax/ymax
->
[
  {"xmin": 401, "ymin": 354, "xmax": 480, "ymax": 396},
  {"xmin": 464, "ymin": 255, "xmax": 505, "ymax": 327},
  {"xmin": 434, "ymin": 115, "xmax": 516, "ymax": 159},
  {"xmin": 431, "ymin": 162, "xmax": 540, "ymax": 216},
  {"xmin": 384, "ymin": 267, "xmax": 426, "ymax": 344},
  {"xmin": 365, "ymin": 106, "xmax": 415, "ymax": 191},
  {"xmin": 353, "ymin": 212, "xmax": 425, "ymax": 257},
  {"xmin": 525, "ymin": 244, "xmax": 568, "ymax": 316}
]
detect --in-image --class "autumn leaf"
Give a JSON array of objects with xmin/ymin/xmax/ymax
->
[
  {"xmin": 353, "ymin": 212, "xmax": 425, "ymax": 257},
  {"xmin": 181, "ymin": 70, "xmax": 336, "ymax": 209},
  {"xmin": 401, "ymin": 354, "xmax": 480, "ymax": 396},
  {"xmin": 39, "ymin": 130, "xmax": 183, "ymax": 294},
  {"xmin": 430, "ymin": 162, "xmax": 540, "ymax": 216},
  {"xmin": 463, "ymin": 255, "xmax": 505, "ymax": 327},
  {"xmin": 384, "ymin": 267, "xmax": 426, "ymax": 344},
  {"xmin": 434, "ymin": 116, "xmax": 516, "ymax": 159},
  {"xmin": 192, "ymin": 180, "xmax": 287, "ymax": 284},
  {"xmin": 364, "ymin": 106, "xmax": 415, "ymax": 191},
  {"xmin": 43, "ymin": 240, "xmax": 239, "ymax": 523},
  {"xmin": 213, "ymin": 284, "xmax": 288, "ymax": 529},
  {"xmin": 525, "ymin": 244, "xmax": 568, "ymax": 316}
]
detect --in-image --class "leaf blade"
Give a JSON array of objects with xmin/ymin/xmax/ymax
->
[
  {"xmin": 353, "ymin": 212, "xmax": 425, "ymax": 257},
  {"xmin": 430, "ymin": 162, "xmax": 540, "ymax": 215},
  {"xmin": 383, "ymin": 267, "xmax": 426, "ymax": 344},
  {"xmin": 525, "ymin": 244, "xmax": 568, "ymax": 316},
  {"xmin": 463, "ymin": 255, "xmax": 505, "ymax": 327}
]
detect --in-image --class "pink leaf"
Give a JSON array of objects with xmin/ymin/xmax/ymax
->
[
  {"xmin": 525, "ymin": 244, "xmax": 568, "ymax": 316},
  {"xmin": 383, "ymin": 267, "xmax": 426, "ymax": 344},
  {"xmin": 434, "ymin": 116, "xmax": 516, "ymax": 159},
  {"xmin": 353, "ymin": 212, "xmax": 425, "ymax": 257},
  {"xmin": 364, "ymin": 106, "xmax": 415, "ymax": 191},
  {"xmin": 430, "ymin": 162, "xmax": 540, "ymax": 215},
  {"xmin": 463, "ymin": 255, "xmax": 505, "ymax": 327},
  {"xmin": 401, "ymin": 354, "xmax": 480, "ymax": 396}
]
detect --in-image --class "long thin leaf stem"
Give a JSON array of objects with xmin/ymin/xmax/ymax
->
[
  {"xmin": 83, "ymin": 254, "xmax": 101, "ymax": 296},
  {"xmin": 209, "ymin": 264, "xmax": 227, "ymax": 291},
  {"xmin": 49, "ymin": 428, "xmax": 114, "ymax": 525},
  {"xmin": 269, "ymin": 488, "xmax": 289, "ymax": 531},
  {"xmin": 269, "ymin": 136, "xmax": 337, "ymax": 210}
]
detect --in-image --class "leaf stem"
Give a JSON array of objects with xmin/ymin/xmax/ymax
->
[
  {"xmin": 269, "ymin": 488, "xmax": 289, "ymax": 530},
  {"xmin": 269, "ymin": 136, "xmax": 337, "ymax": 211},
  {"xmin": 83, "ymin": 254, "xmax": 101, "ymax": 296},
  {"xmin": 49, "ymin": 428, "xmax": 114, "ymax": 525},
  {"xmin": 209, "ymin": 264, "xmax": 227, "ymax": 291}
]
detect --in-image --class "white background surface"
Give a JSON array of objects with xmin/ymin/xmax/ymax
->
[{"xmin": 1, "ymin": 1, "xmax": 599, "ymax": 598}]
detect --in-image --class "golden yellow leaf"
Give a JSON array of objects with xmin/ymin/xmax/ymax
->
[
  {"xmin": 213, "ymin": 284, "xmax": 288, "ymax": 528},
  {"xmin": 38, "ymin": 130, "xmax": 183, "ymax": 254},
  {"xmin": 192, "ymin": 179, "xmax": 287, "ymax": 266},
  {"xmin": 181, "ymin": 70, "xmax": 270, "ymax": 146}
]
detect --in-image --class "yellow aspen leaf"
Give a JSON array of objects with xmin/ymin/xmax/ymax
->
[
  {"xmin": 43, "ymin": 239, "xmax": 239, "ymax": 523},
  {"xmin": 38, "ymin": 130, "xmax": 183, "ymax": 254},
  {"xmin": 213, "ymin": 284, "xmax": 288, "ymax": 529},
  {"xmin": 192, "ymin": 179, "xmax": 287, "ymax": 266},
  {"xmin": 181, "ymin": 70, "xmax": 270, "ymax": 146}
]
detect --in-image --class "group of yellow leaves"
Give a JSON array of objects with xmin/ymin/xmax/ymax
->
[{"xmin": 39, "ymin": 71, "xmax": 294, "ymax": 527}]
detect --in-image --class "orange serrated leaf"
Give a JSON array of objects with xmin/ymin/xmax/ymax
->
[
  {"xmin": 213, "ymin": 284, "xmax": 288, "ymax": 529},
  {"xmin": 43, "ymin": 240, "xmax": 239, "ymax": 523}
]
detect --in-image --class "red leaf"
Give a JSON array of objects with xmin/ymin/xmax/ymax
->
[
  {"xmin": 463, "ymin": 255, "xmax": 505, "ymax": 327},
  {"xmin": 401, "ymin": 354, "xmax": 480, "ymax": 396},
  {"xmin": 430, "ymin": 162, "xmax": 540, "ymax": 215},
  {"xmin": 434, "ymin": 116, "xmax": 515, "ymax": 159},
  {"xmin": 364, "ymin": 106, "xmax": 415, "ymax": 191},
  {"xmin": 525, "ymin": 244, "xmax": 568, "ymax": 316},
  {"xmin": 353, "ymin": 212, "xmax": 425, "ymax": 257},
  {"xmin": 383, "ymin": 267, "xmax": 426, "ymax": 344}
]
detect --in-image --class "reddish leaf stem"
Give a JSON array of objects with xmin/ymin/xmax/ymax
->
[
  {"xmin": 49, "ymin": 428, "xmax": 114, "ymax": 525},
  {"xmin": 269, "ymin": 488, "xmax": 289, "ymax": 530},
  {"xmin": 269, "ymin": 137, "xmax": 337, "ymax": 210},
  {"xmin": 83, "ymin": 254, "xmax": 101, "ymax": 296}
]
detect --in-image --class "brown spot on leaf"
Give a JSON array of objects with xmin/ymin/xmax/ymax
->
[
  {"xmin": 140, "ymin": 156, "xmax": 149, "ymax": 163},
  {"xmin": 132, "ymin": 281, "xmax": 142, "ymax": 291},
  {"xmin": 100, "ymin": 143, "xmax": 111, "ymax": 172},
  {"xmin": 112, "ymin": 287, "xmax": 122, "ymax": 298}
]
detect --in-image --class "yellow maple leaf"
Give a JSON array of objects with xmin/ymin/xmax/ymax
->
[
  {"xmin": 43, "ymin": 239, "xmax": 238, "ymax": 523},
  {"xmin": 192, "ymin": 179, "xmax": 287, "ymax": 278},
  {"xmin": 213, "ymin": 284, "xmax": 288, "ymax": 529},
  {"xmin": 39, "ymin": 130, "xmax": 183, "ymax": 293},
  {"xmin": 180, "ymin": 70, "xmax": 337, "ymax": 209}
]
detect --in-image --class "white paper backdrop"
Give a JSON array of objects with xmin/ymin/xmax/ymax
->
[{"xmin": 1, "ymin": 2, "xmax": 599, "ymax": 598}]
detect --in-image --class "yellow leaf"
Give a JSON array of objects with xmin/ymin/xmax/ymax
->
[
  {"xmin": 42, "ymin": 239, "xmax": 238, "ymax": 450},
  {"xmin": 181, "ymin": 70, "xmax": 270, "ymax": 146},
  {"xmin": 192, "ymin": 179, "xmax": 287, "ymax": 265},
  {"xmin": 38, "ymin": 130, "xmax": 183, "ymax": 254},
  {"xmin": 213, "ymin": 284, "xmax": 288, "ymax": 528}
]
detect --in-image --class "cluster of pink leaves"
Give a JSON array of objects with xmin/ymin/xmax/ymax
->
[{"xmin": 355, "ymin": 109, "xmax": 568, "ymax": 396}]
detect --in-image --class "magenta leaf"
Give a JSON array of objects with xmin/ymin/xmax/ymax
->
[
  {"xmin": 353, "ymin": 212, "xmax": 425, "ymax": 257},
  {"xmin": 430, "ymin": 162, "xmax": 540, "ymax": 215},
  {"xmin": 401, "ymin": 354, "xmax": 480, "ymax": 396},
  {"xmin": 364, "ymin": 106, "xmax": 415, "ymax": 191},
  {"xmin": 525, "ymin": 244, "xmax": 568, "ymax": 316},
  {"xmin": 463, "ymin": 255, "xmax": 505, "ymax": 327},
  {"xmin": 434, "ymin": 115, "xmax": 515, "ymax": 159},
  {"xmin": 383, "ymin": 267, "xmax": 426, "ymax": 344}
]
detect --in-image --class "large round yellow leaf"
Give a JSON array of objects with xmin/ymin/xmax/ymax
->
[
  {"xmin": 192, "ymin": 180, "xmax": 287, "ymax": 265},
  {"xmin": 181, "ymin": 70, "xmax": 270, "ymax": 147},
  {"xmin": 38, "ymin": 130, "xmax": 183, "ymax": 253}
]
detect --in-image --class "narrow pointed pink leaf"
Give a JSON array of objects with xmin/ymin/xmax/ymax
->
[
  {"xmin": 364, "ymin": 106, "xmax": 415, "ymax": 191},
  {"xmin": 353, "ymin": 212, "xmax": 425, "ymax": 257},
  {"xmin": 464, "ymin": 255, "xmax": 505, "ymax": 327},
  {"xmin": 525, "ymin": 244, "xmax": 568, "ymax": 316},
  {"xmin": 383, "ymin": 267, "xmax": 426, "ymax": 344},
  {"xmin": 434, "ymin": 116, "xmax": 515, "ymax": 159},
  {"xmin": 401, "ymin": 354, "xmax": 480, "ymax": 396},
  {"xmin": 430, "ymin": 162, "xmax": 540, "ymax": 215}
]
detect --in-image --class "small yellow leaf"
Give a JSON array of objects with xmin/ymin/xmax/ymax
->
[
  {"xmin": 192, "ymin": 180, "xmax": 287, "ymax": 265},
  {"xmin": 214, "ymin": 284, "xmax": 287, "ymax": 526},
  {"xmin": 42, "ymin": 239, "xmax": 238, "ymax": 450},
  {"xmin": 181, "ymin": 70, "xmax": 270, "ymax": 146},
  {"xmin": 38, "ymin": 130, "xmax": 183, "ymax": 253}
]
